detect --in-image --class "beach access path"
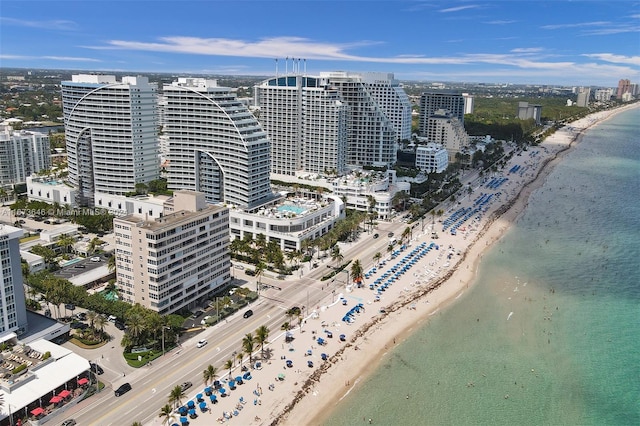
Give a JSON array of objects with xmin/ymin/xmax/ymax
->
[{"xmin": 144, "ymin": 104, "xmax": 638, "ymax": 426}]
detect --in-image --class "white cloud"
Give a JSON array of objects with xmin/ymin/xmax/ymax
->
[
  {"xmin": 582, "ymin": 53, "xmax": 640, "ymax": 66},
  {"xmin": 439, "ymin": 5, "xmax": 481, "ymax": 13},
  {"xmin": 0, "ymin": 17, "xmax": 78, "ymax": 31},
  {"xmin": 484, "ymin": 20, "xmax": 517, "ymax": 25},
  {"xmin": 541, "ymin": 21, "xmax": 610, "ymax": 30},
  {"xmin": 0, "ymin": 54, "xmax": 99, "ymax": 62},
  {"xmin": 510, "ymin": 47, "xmax": 544, "ymax": 53}
]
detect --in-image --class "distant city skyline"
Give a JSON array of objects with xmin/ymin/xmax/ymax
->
[{"xmin": 1, "ymin": 1, "xmax": 638, "ymax": 87}]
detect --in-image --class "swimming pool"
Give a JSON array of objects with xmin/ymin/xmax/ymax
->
[{"xmin": 277, "ymin": 205, "xmax": 306, "ymax": 215}]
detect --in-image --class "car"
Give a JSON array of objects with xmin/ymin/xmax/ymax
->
[
  {"xmin": 61, "ymin": 420, "xmax": 77, "ymax": 426},
  {"xmin": 245, "ymin": 269, "xmax": 256, "ymax": 276},
  {"xmin": 197, "ymin": 339, "xmax": 208, "ymax": 348},
  {"xmin": 43, "ymin": 220, "xmax": 51, "ymax": 224},
  {"xmin": 74, "ymin": 264, "xmax": 86, "ymax": 269},
  {"xmin": 200, "ymin": 315, "xmax": 211, "ymax": 325},
  {"xmin": 90, "ymin": 256, "xmax": 101, "ymax": 262},
  {"xmin": 387, "ymin": 232, "xmax": 394, "ymax": 237},
  {"xmin": 65, "ymin": 303, "xmax": 75, "ymax": 310},
  {"xmin": 191, "ymin": 310, "xmax": 204, "ymax": 319},
  {"xmin": 373, "ymin": 233, "xmax": 379, "ymax": 239},
  {"xmin": 180, "ymin": 381, "xmax": 193, "ymax": 392},
  {"xmin": 243, "ymin": 309, "xmax": 253, "ymax": 319},
  {"xmin": 114, "ymin": 321, "xmax": 126, "ymax": 330},
  {"xmin": 114, "ymin": 382, "xmax": 132, "ymax": 397},
  {"xmin": 75, "ymin": 312, "xmax": 87, "ymax": 321},
  {"xmin": 107, "ymin": 315, "xmax": 117, "ymax": 322},
  {"xmin": 70, "ymin": 321, "xmax": 88, "ymax": 330},
  {"xmin": 90, "ymin": 363, "xmax": 104, "ymax": 375}
]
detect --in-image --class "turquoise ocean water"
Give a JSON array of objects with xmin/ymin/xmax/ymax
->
[{"xmin": 322, "ymin": 107, "xmax": 640, "ymax": 426}]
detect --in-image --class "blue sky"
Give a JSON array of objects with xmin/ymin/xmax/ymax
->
[{"xmin": 1, "ymin": 1, "xmax": 638, "ymax": 86}]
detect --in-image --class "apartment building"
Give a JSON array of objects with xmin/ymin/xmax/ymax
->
[
  {"xmin": 113, "ymin": 191, "xmax": 230, "ymax": 314},
  {"xmin": 0, "ymin": 126, "xmax": 51, "ymax": 186},
  {"xmin": 164, "ymin": 78, "xmax": 273, "ymax": 210},
  {"xmin": 61, "ymin": 74, "xmax": 159, "ymax": 206},
  {"xmin": 415, "ymin": 143, "xmax": 449, "ymax": 173},
  {"xmin": 424, "ymin": 109, "xmax": 470, "ymax": 162},
  {"xmin": 254, "ymin": 75, "xmax": 348, "ymax": 176},
  {"xmin": 419, "ymin": 90, "xmax": 466, "ymax": 136},
  {"xmin": 0, "ymin": 225, "xmax": 28, "ymax": 337}
]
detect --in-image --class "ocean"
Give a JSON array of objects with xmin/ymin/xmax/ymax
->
[{"xmin": 322, "ymin": 106, "xmax": 640, "ymax": 426}]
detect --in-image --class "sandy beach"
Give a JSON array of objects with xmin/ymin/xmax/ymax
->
[{"xmin": 145, "ymin": 103, "xmax": 638, "ymax": 426}]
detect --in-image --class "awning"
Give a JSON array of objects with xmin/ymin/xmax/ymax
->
[
  {"xmin": 77, "ymin": 377, "xmax": 89, "ymax": 385},
  {"xmin": 58, "ymin": 389, "xmax": 71, "ymax": 398},
  {"xmin": 30, "ymin": 407, "xmax": 44, "ymax": 416},
  {"xmin": 50, "ymin": 395, "xmax": 63, "ymax": 404}
]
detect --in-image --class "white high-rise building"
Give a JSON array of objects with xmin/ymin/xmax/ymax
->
[
  {"xmin": 113, "ymin": 191, "xmax": 230, "ymax": 314},
  {"xmin": 0, "ymin": 225, "xmax": 28, "ymax": 337},
  {"xmin": 0, "ymin": 126, "xmax": 51, "ymax": 186},
  {"xmin": 61, "ymin": 75, "xmax": 159, "ymax": 206},
  {"xmin": 319, "ymin": 71, "xmax": 399, "ymax": 167},
  {"xmin": 357, "ymin": 72, "xmax": 412, "ymax": 142},
  {"xmin": 164, "ymin": 78, "xmax": 273, "ymax": 210},
  {"xmin": 254, "ymin": 75, "xmax": 348, "ymax": 176}
]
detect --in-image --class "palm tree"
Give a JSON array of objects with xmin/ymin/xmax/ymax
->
[
  {"xmin": 56, "ymin": 234, "xmax": 76, "ymax": 254},
  {"xmin": 94, "ymin": 314, "xmax": 107, "ymax": 340},
  {"xmin": 331, "ymin": 245, "xmax": 343, "ymax": 268},
  {"xmin": 401, "ymin": 226, "xmax": 412, "ymax": 244},
  {"xmin": 224, "ymin": 359, "xmax": 234, "ymax": 379},
  {"xmin": 88, "ymin": 237, "xmax": 104, "ymax": 255},
  {"xmin": 236, "ymin": 351, "xmax": 244, "ymax": 370},
  {"xmin": 158, "ymin": 404, "xmax": 174, "ymax": 426},
  {"xmin": 107, "ymin": 255, "xmax": 116, "ymax": 273},
  {"xmin": 86, "ymin": 310, "xmax": 97, "ymax": 329},
  {"xmin": 254, "ymin": 261, "xmax": 266, "ymax": 294},
  {"xmin": 131, "ymin": 422, "xmax": 143, "ymax": 426},
  {"xmin": 350, "ymin": 259, "xmax": 363, "ymax": 286},
  {"xmin": 203, "ymin": 365, "xmax": 217, "ymax": 386},
  {"xmin": 168, "ymin": 385, "xmax": 186, "ymax": 408},
  {"xmin": 242, "ymin": 333, "xmax": 255, "ymax": 364},
  {"xmin": 373, "ymin": 252, "xmax": 382, "ymax": 266},
  {"xmin": 255, "ymin": 325, "xmax": 270, "ymax": 359}
]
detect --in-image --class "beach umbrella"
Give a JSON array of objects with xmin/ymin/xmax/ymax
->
[
  {"xmin": 204, "ymin": 386, "xmax": 212, "ymax": 395},
  {"xmin": 187, "ymin": 400, "xmax": 195, "ymax": 408},
  {"xmin": 220, "ymin": 388, "xmax": 226, "ymax": 395},
  {"xmin": 188, "ymin": 408, "xmax": 197, "ymax": 417},
  {"xmin": 178, "ymin": 406, "xmax": 187, "ymax": 415},
  {"xmin": 278, "ymin": 373, "xmax": 285, "ymax": 380},
  {"xmin": 196, "ymin": 393, "xmax": 203, "ymax": 401},
  {"xmin": 321, "ymin": 353, "xmax": 328, "ymax": 360},
  {"xmin": 199, "ymin": 401, "xmax": 207, "ymax": 411},
  {"xmin": 235, "ymin": 376, "xmax": 243, "ymax": 383},
  {"xmin": 179, "ymin": 417, "xmax": 188, "ymax": 424},
  {"xmin": 210, "ymin": 394, "xmax": 218, "ymax": 403},
  {"xmin": 243, "ymin": 372, "xmax": 251, "ymax": 380}
]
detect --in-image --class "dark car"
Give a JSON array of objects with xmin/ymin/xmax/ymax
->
[
  {"xmin": 65, "ymin": 303, "xmax": 75, "ymax": 311},
  {"xmin": 245, "ymin": 269, "xmax": 256, "ymax": 276},
  {"xmin": 243, "ymin": 309, "xmax": 253, "ymax": 319},
  {"xmin": 114, "ymin": 382, "xmax": 131, "ymax": 397},
  {"xmin": 387, "ymin": 232, "xmax": 394, "ymax": 237},
  {"xmin": 114, "ymin": 321, "xmax": 126, "ymax": 331},
  {"xmin": 70, "ymin": 321, "xmax": 88, "ymax": 330},
  {"xmin": 61, "ymin": 420, "xmax": 77, "ymax": 426},
  {"xmin": 373, "ymin": 233, "xmax": 379, "ymax": 239},
  {"xmin": 90, "ymin": 363, "xmax": 104, "ymax": 375}
]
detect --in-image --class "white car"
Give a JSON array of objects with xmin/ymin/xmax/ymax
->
[
  {"xmin": 90, "ymin": 257, "xmax": 101, "ymax": 262},
  {"xmin": 200, "ymin": 316, "xmax": 211, "ymax": 325},
  {"xmin": 197, "ymin": 339, "xmax": 208, "ymax": 348}
]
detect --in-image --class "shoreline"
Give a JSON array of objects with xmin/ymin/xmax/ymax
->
[
  {"xmin": 278, "ymin": 103, "xmax": 639, "ymax": 426},
  {"xmin": 143, "ymin": 103, "xmax": 638, "ymax": 426}
]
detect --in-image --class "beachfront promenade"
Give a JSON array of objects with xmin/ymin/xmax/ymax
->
[{"xmin": 142, "ymin": 105, "xmax": 637, "ymax": 426}]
